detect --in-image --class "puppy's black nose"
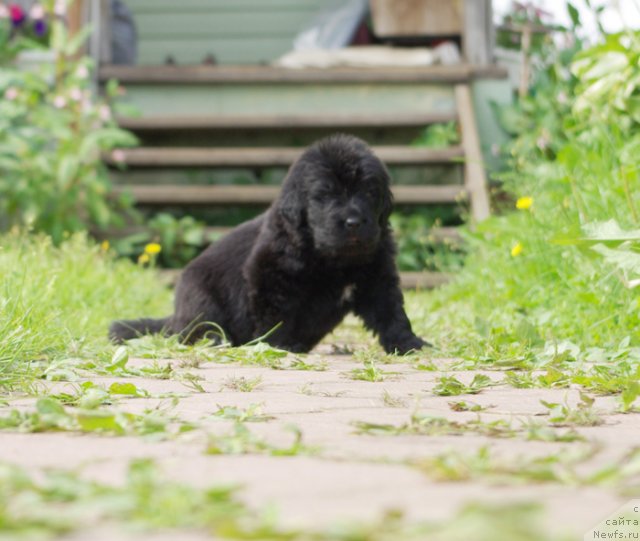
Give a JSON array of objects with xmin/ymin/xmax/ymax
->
[{"xmin": 345, "ymin": 216, "xmax": 361, "ymax": 230}]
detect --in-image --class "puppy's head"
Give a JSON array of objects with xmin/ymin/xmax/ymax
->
[{"xmin": 277, "ymin": 134, "xmax": 393, "ymax": 262}]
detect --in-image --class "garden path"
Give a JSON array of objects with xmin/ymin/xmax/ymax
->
[{"xmin": 1, "ymin": 344, "xmax": 638, "ymax": 540}]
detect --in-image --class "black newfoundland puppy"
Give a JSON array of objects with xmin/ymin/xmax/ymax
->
[{"xmin": 110, "ymin": 134, "xmax": 427, "ymax": 354}]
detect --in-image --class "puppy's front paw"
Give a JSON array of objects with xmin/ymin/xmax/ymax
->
[{"xmin": 384, "ymin": 335, "xmax": 431, "ymax": 355}]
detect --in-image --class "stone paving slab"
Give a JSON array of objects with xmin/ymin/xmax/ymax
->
[{"xmin": 1, "ymin": 350, "xmax": 637, "ymax": 540}]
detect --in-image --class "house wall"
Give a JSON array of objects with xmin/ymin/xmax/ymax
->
[{"xmin": 124, "ymin": 0, "xmax": 330, "ymax": 65}]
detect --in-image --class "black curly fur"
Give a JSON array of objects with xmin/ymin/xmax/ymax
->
[{"xmin": 109, "ymin": 134, "xmax": 427, "ymax": 354}]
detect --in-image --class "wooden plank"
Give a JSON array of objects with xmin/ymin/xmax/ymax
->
[
  {"xmin": 400, "ymin": 271, "xmax": 452, "ymax": 289},
  {"xmin": 110, "ymin": 81, "xmax": 456, "ymax": 118},
  {"xmin": 110, "ymin": 165, "xmax": 462, "ymax": 190},
  {"xmin": 133, "ymin": 11, "xmax": 321, "ymax": 39},
  {"xmin": 121, "ymin": 185, "xmax": 278, "ymax": 205},
  {"xmin": 116, "ymin": 112, "xmax": 457, "ymax": 131},
  {"xmin": 128, "ymin": 0, "xmax": 327, "ymax": 13},
  {"xmin": 370, "ymin": 0, "xmax": 463, "ymax": 37},
  {"xmin": 106, "ymin": 146, "xmax": 465, "ymax": 167},
  {"xmin": 455, "ymin": 84, "xmax": 490, "ymax": 222},
  {"xmin": 157, "ymin": 268, "xmax": 450, "ymax": 289},
  {"xmin": 394, "ymin": 185, "xmax": 466, "ymax": 204},
  {"xmin": 135, "ymin": 38, "xmax": 296, "ymax": 66},
  {"xmin": 99, "ymin": 225, "xmax": 461, "ymax": 243},
  {"xmin": 99, "ymin": 64, "xmax": 479, "ymax": 84},
  {"xmin": 116, "ymin": 184, "xmax": 466, "ymax": 205},
  {"xmin": 429, "ymin": 227, "xmax": 462, "ymax": 243},
  {"xmin": 95, "ymin": 225, "xmax": 233, "ymax": 239}
]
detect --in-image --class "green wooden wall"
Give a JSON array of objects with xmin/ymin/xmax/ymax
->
[{"xmin": 125, "ymin": 0, "xmax": 330, "ymax": 65}]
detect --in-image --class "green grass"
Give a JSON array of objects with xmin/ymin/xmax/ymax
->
[{"xmin": 0, "ymin": 232, "xmax": 171, "ymax": 390}]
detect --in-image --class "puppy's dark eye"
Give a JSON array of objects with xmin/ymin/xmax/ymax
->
[
  {"xmin": 365, "ymin": 189, "xmax": 379, "ymax": 202},
  {"xmin": 313, "ymin": 190, "xmax": 334, "ymax": 202}
]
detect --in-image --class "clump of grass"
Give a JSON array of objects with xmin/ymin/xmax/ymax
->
[
  {"xmin": 211, "ymin": 404, "xmax": 274, "ymax": 423},
  {"xmin": 382, "ymin": 390, "xmax": 407, "ymax": 408},
  {"xmin": 221, "ymin": 375, "xmax": 263, "ymax": 392},
  {"xmin": 540, "ymin": 393, "xmax": 604, "ymax": 427},
  {"xmin": 432, "ymin": 374, "xmax": 494, "ymax": 396},
  {"xmin": 0, "ymin": 232, "xmax": 171, "ymax": 390},
  {"xmin": 0, "ymin": 396, "xmax": 179, "ymax": 437},
  {"xmin": 448, "ymin": 400, "xmax": 492, "ymax": 412},
  {"xmin": 205, "ymin": 423, "xmax": 315, "ymax": 456},
  {"xmin": 354, "ymin": 412, "xmax": 582, "ymax": 443}
]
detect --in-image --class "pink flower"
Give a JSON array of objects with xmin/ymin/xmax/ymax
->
[
  {"xmin": 9, "ymin": 4, "xmax": 25, "ymax": 24},
  {"xmin": 4, "ymin": 87, "xmax": 18, "ymax": 100},
  {"xmin": 0, "ymin": 5, "xmax": 9, "ymax": 19},
  {"xmin": 29, "ymin": 4, "xmax": 45, "ymax": 19},
  {"xmin": 76, "ymin": 65, "xmax": 89, "ymax": 79},
  {"xmin": 99, "ymin": 105, "xmax": 111, "ymax": 121},
  {"xmin": 69, "ymin": 87, "xmax": 83, "ymax": 101},
  {"xmin": 53, "ymin": 95, "xmax": 67, "ymax": 108},
  {"xmin": 536, "ymin": 135, "xmax": 549, "ymax": 151},
  {"xmin": 111, "ymin": 149, "xmax": 126, "ymax": 163},
  {"xmin": 53, "ymin": 0, "xmax": 66, "ymax": 16}
]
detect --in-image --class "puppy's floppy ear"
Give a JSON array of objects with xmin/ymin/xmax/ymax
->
[
  {"xmin": 377, "ymin": 163, "xmax": 394, "ymax": 224},
  {"xmin": 277, "ymin": 175, "xmax": 307, "ymax": 230}
]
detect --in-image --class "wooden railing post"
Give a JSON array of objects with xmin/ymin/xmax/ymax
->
[
  {"xmin": 455, "ymin": 84, "xmax": 490, "ymax": 223},
  {"xmin": 88, "ymin": 0, "xmax": 111, "ymax": 66},
  {"xmin": 463, "ymin": 0, "xmax": 494, "ymax": 65}
]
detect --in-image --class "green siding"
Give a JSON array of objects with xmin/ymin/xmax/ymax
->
[
  {"xmin": 125, "ymin": 0, "xmax": 330, "ymax": 65},
  {"xmin": 136, "ymin": 38, "xmax": 301, "ymax": 66},
  {"xmin": 120, "ymin": 82, "xmax": 456, "ymax": 117}
]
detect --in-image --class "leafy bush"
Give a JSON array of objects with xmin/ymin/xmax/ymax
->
[
  {"xmin": 412, "ymin": 14, "xmax": 640, "ymax": 361},
  {"xmin": 391, "ymin": 213, "xmax": 465, "ymax": 273},
  {"xmin": 0, "ymin": 3, "xmax": 137, "ymax": 243},
  {"xmin": 412, "ymin": 122, "xmax": 459, "ymax": 148}
]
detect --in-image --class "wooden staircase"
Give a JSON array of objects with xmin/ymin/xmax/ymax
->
[{"xmin": 101, "ymin": 65, "xmax": 492, "ymax": 288}]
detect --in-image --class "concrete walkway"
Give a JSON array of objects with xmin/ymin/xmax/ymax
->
[{"xmin": 1, "ymin": 344, "xmax": 638, "ymax": 540}]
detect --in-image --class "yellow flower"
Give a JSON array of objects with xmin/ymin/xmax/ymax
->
[
  {"xmin": 516, "ymin": 196, "xmax": 533, "ymax": 210},
  {"xmin": 511, "ymin": 242, "xmax": 523, "ymax": 257},
  {"xmin": 138, "ymin": 253, "xmax": 150, "ymax": 265},
  {"xmin": 100, "ymin": 240, "xmax": 110, "ymax": 251},
  {"xmin": 144, "ymin": 243, "xmax": 162, "ymax": 255}
]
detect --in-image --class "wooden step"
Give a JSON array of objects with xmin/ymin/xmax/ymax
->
[
  {"xmin": 115, "ymin": 184, "xmax": 466, "ymax": 206},
  {"xmin": 100, "ymin": 64, "xmax": 507, "ymax": 85},
  {"xmin": 401, "ymin": 271, "xmax": 452, "ymax": 289},
  {"xmin": 117, "ymin": 112, "xmax": 458, "ymax": 131},
  {"xmin": 106, "ymin": 146, "xmax": 465, "ymax": 168},
  {"xmin": 157, "ymin": 268, "xmax": 451, "ymax": 290},
  {"xmin": 98, "ymin": 224, "xmax": 461, "ymax": 244}
]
